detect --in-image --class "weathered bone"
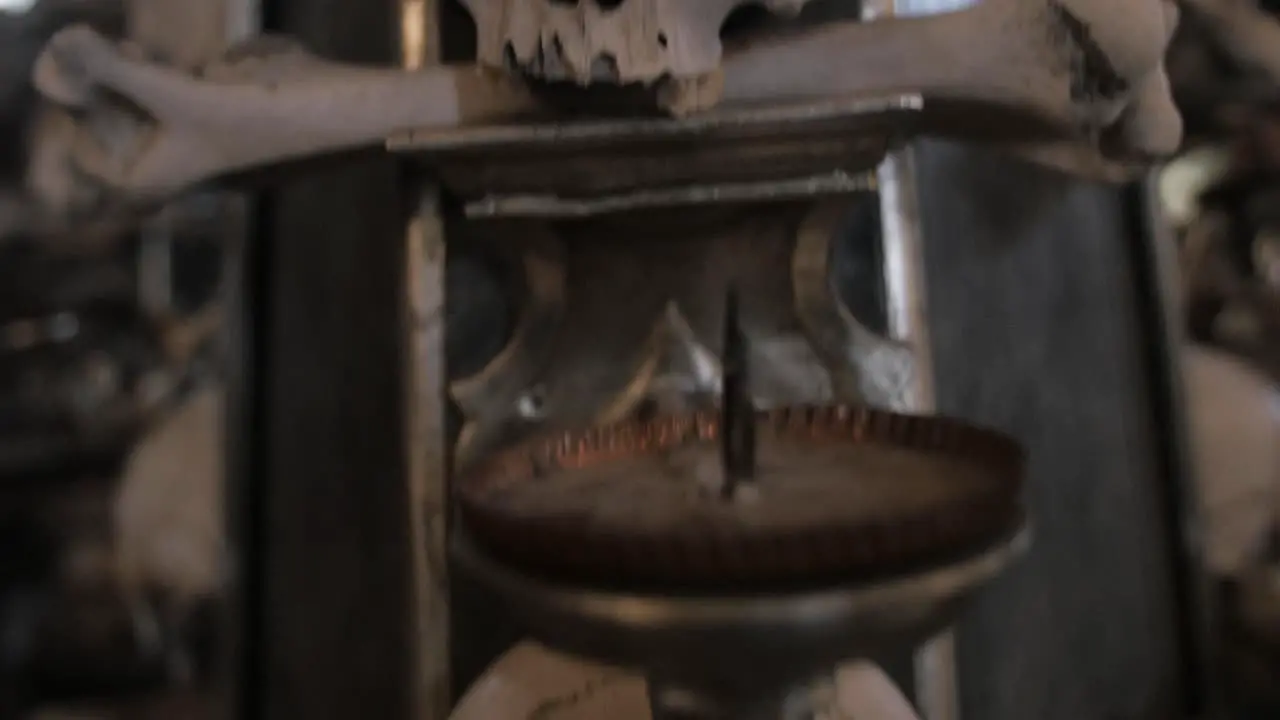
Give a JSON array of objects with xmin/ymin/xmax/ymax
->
[
  {"xmin": 448, "ymin": 641, "xmax": 922, "ymax": 719},
  {"xmin": 721, "ymin": 0, "xmax": 1184, "ymax": 166},
  {"xmin": 459, "ymin": 0, "xmax": 812, "ymax": 86},
  {"xmin": 27, "ymin": 25, "xmax": 534, "ymax": 220},
  {"xmin": 26, "ymin": 0, "xmax": 1183, "ymax": 218}
]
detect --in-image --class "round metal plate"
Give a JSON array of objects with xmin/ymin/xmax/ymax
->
[{"xmin": 458, "ymin": 404, "xmax": 1024, "ymax": 589}]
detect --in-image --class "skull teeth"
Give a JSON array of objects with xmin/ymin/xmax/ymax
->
[
  {"xmin": 465, "ymin": 0, "xmax": 816, "ymax": 86},
  {"xmin": 504, "ymin": 40, "xmax": 623, "ymax": 83}
]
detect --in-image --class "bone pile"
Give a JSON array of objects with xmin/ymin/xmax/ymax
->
[
  {"xmin": 1160, "ymin": 4, "xmax": 1280, "ymax": 712},
  {"xmin": 0, "ymin": 17, "xmax": 229, "ymax": 701},
  {"xmin": 13, "ymin": 0, "xmax": 1191, "ymax": 230}
]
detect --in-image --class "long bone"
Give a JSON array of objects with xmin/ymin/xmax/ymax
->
[
  {"xmin": 27, "ymin": 1, "xmax": 1181, "ymax": 220},
  {"xmin": 721, "ymin": 0, "xmax": 1183, "ymax": 165},
  {"xmin": 28, "ymin": 26, "xmax": 535, "ymax": 219}
]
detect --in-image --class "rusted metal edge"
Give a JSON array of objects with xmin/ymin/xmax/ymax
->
[
  {"xmin": 457, "ymin": 403, "xmax": 1024, "ymax": 590},
  {"xmin": 387, "ymin": 93, "xmax": 924, "ymax": 153},
  {"xmin": 462, "ymin": 171, "xmax": 878, "ymax": 219}
]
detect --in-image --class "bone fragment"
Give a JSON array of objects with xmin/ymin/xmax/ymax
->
[{"xmin": 720, "ymin": 0, "xmax": 1184, "ymax": 175}]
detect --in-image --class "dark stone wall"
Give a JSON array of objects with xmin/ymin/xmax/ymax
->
[{"xmin": 914, "ymin": 141, "xmax": 1187, "ymax": 720}]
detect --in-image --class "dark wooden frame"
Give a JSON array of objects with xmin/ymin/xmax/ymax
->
[{"xmin": 224, "ymin": 4, "xmax": 1216, "ymax": 720}]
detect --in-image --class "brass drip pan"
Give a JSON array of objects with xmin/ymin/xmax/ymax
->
[{"xmin": 458, "ymin": 404, "xmax": 1025, "ymax": 591}]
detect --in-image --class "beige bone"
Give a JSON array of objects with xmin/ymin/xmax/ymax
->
[
  {"xmin": 27, "ymin": 26, "xmax": 534, "ymax": 220},
  {"xmin": 26, "ymin": 0, "xmax": 1183, "ymax": 220},
  {"xmin": 721, "ymin": 0, "xmax": 1183, "ymax": 169}
]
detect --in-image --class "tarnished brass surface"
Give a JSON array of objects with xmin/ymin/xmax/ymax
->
[{"xmin": 459, "ymin": 404, "xmax": 1023, "ymax": 589}]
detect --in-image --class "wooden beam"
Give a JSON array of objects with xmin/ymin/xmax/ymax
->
[{"xmin": 238, "ymin": 1, "xmax": 415, "ymax": 718}]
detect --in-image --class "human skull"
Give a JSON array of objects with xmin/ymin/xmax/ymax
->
[{"xmin": 459, "ymin": 0, "xmax": 813, "ymax": 86}]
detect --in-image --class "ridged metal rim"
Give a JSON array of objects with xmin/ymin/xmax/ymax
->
[{"xmin": 458, "ymin": 404, "xmax": 1025, "ymax": 590}]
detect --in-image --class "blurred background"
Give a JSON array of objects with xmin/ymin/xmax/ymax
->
[{"xmin": 0, "ymin": 1, "xmax": 1278, "ymax": 719}]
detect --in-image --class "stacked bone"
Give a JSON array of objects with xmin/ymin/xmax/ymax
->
[
  {"xmin": 1162, "ymin": 3, "xmax": 1280, "ymax": 711},
  {"xmin": 465, "ymin": 0, "xmax": 1185, "ymax": 171},
  {"xmin": 1166, "ymin": 0, "xmax": 1280, "ymax": 378},
  {"xmin": 0, "ymin": 245, "xmax": 219, "ymax": 718},
  {"xmin": 0, "ymin": 235, "xmax": 228, "ymax": 718},
  {"xmin": 0, "ymin": 12, "xmax": 229, "ymax": 701},
  {"xmin": 14, "ymin": 0, "xmax": 1193, "ymax": 230}
]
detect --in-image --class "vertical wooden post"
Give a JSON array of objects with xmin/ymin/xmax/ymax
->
[
  {"xmin": 861, "ymin": 1, "xmax": 954, "ymax": 718},
  {"xmin": 218, "ymin": 0, "xmax": 259, "ymax": 714},
  {"xmin": 246, "ymin": 1, "xmax": 412, "ymax": 718},
  {"xmin": 396, "ymin": 3, "xmax": 450, "ymax": 717}
]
